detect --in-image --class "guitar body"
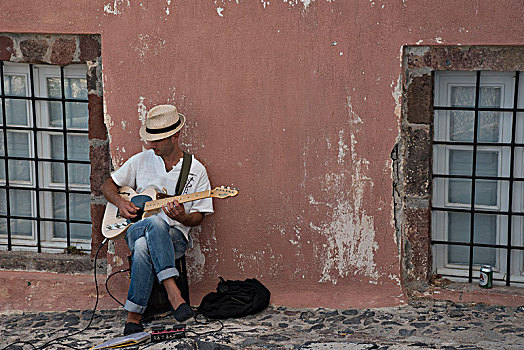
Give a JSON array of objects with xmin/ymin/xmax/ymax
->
[
  {"xmin": 102, "ymin": 185, "xmax": 239, "ymax": 239},
  {"xmin": 102, "ymin": 186, "xmax": 160, "ymax": 239}
]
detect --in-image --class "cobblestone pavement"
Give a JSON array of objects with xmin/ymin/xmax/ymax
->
[{"xmin": 1, "ymin": 300, "xmax": 523, "ymax": 350}]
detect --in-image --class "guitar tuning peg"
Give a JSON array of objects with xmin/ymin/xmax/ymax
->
[
  {"xmin": 221, "ymin": 186, "xmax": 225, "ymax": 188},
  {"xmin": 227, "ymin": 186, "xmax": 231, "ymax": 189}
]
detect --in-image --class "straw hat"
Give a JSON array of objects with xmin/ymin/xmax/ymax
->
[{"xmin": 139, "ymin": 104, "xmax": 185, "ymax": 141}]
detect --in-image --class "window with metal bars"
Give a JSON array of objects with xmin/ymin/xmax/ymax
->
[
  {"xmin": 432, "ymin": 70, "xmax": 524, "ymax": 286},
  {"xmin": 0, "ymin": 62, "xmax": 91, "ymax": 253}
]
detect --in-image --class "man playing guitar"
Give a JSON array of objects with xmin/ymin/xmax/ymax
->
[{"xmin": 101, "ymin": 104, "xmax": 213, "ymax": 335}]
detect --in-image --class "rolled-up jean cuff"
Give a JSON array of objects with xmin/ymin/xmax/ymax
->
[
  {"xmin": 124, "ymin": 299, "xmax": 147, "ymax": 314},
  {"xmin": 157, "ymin": 267, "xmax": 179, "ymax": 283}
]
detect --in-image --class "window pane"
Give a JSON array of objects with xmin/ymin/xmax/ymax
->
[
  {"xmin": 4, "ymin": 75, "xmax": 27, "ymax": 97},
  {"xmin": 46, "ymin": 77, "xmax": 61, "ymax": 98},
  {"xmin": 0, "ymin": 218, "xmax": 6, "ymax": 237},
  {"xmin": 48, "ymin": 101, "xmax": 63, "ymax": 128},
  {"xmin": 70, "ymin": 223, "xmax": 91, "ymax": 240},
  {"xmin": 67, "ymin": 134, "xmax": 90, "ymax": 185},
  {"xmin": 6, "ymin": 132, "xmax": 31, "ymax": 182},
  {"xmin": 449, "ymin": 149, "xmax": 473, "ymax": 175},
  {"xmin": 517, "ymin": 113, "xmax": 524, "ymax": 144},
  {"xmin": 67, "ymin": 134, "xmax": 89, "ymax": 161},
  {"xmin": 46, "ymin": 102, "xmax": 89, "ymax": 129},
  {"xmin": 450, "ymin": 111, "xmax": 475, "ymax": 142},
  {"xmin": 448, "ymin": 86, "xmax": 502, "ymax": 143},
  {"xmin": 46, "ymin": 77, "xmax": 88, "ymax": 129},
  {"xmin": 514, "ymin": 180, "xmax": 524, "ymax": 213},
  {"xmin": 48, "ymin": 77, "xmax": 88, "ymax": 100},
  {"xmin": 476, "ymin": 151, "xmax": 498, "ymax": 176},
  {"xmin": 8, "ymin": 189, "xmax": 33, "ymax": 236},
  {"xmin": 0, "ymin": 190, "xmax": 6, "ymax": 236},
  {"xmin": 65, "ymin": 78, "xmax": 88, "ymax": 100},
  {"xmin": 5, "ymin": 132, "xmax": 31, "ymax": 182},
  {"xmin": 479, "ymin": 87, "xmax": 501, "ymax": 108},
  {"xmin": 451, "ymin": 86, "xmax": 475, "ymax": 107},
  {"xmin": 66, "ymin": 102, "xmax": 88, "ymax": 129},
  {"xmin": 46, "ymin": 101, "xmax": 89, "ymax": 129},
  {"xmin": 52, "ymin": 192, "xmax": 91, "ymax": 240},
  {"xmin": 3, "ymin": 75, "xmax": 29, "ymax": 126},
  {"xmin": 5, "ymin": 99, "xmax": 29, "ymax": 126},
  {"xmin": 478, "ymin": 111, "xmax": 500, "ymax": 143},
  {"xmin": 0, "ymin": 131, "xmax": 4, "ymax": 180},
  {"xmin": 448, "ymin": 150, "xmax": 499, "ymax": 206},
  {"xmin": 447, "ymin": 246, "xmax": 497, "ymax": 267},
  {"xmin": 50, "ymin": 134, "xmax": 64, "ymax": 160},
  {"xmin": 447, "ymin": 213, "xmax": 497, "ymax": 266},
  {"xmin": 70, "ymin": 193, "xmax": 91, "ymax": 240},
  {"xmin": 70, "ymin": 193, "xmax": 90, "ymax": 221},
  {"xmin": 449, "ymin": 179, "xmax": 471, "ymax": 204},
  {"xmin": 51, "ymin": 163, "xmax": 65, "ymax": 184},
  {"xmin": 68, "ymin": 163, "xmax": 90, "ymax": 185},
  {"xmin": 448, "ymin": 212, "xmax": 470, "ymax": 244},
  {"xmin": 8, "ymin": 160, "xmax": 31, "ymax": 182},
  {"xmin": 52, "ymin": 222, "xmax": 66, "ymax": 239},
  {"xmin": 51, "ymin": 192, "xmax": 66, "ymax": 220}
]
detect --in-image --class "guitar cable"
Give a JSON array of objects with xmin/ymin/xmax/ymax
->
[
  {"xmin": 1, "ymin": 238, "xmax": 108, "ymax": 350},
  {"xmin": 105, "ymin": 267, "xmax": 130, "ymax": 308}
]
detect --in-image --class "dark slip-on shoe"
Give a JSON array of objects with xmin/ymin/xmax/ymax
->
[
  {"xmin": 172, "ymin": 303, "xmax": 195, "ymax": 322},
  {"xmin": 123, "ymin": 321, "xmax": 144, "ymax": 335}
]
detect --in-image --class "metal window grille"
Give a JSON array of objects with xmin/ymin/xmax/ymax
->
[
  {"xmin": 432, "ymin": 71, "xmax": 524, "ymax": 286},
  {"xmin": 0, "ymin": 61, "xmax": 91, "ymax": 252}
]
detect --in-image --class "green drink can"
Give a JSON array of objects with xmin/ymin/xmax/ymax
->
[{"xmin": 479, "ymin": 265, "xmax": 493, "ymax": 288}]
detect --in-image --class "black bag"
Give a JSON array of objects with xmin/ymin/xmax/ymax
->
[{"xmin": 199, "ymin": 277, "xmax": 271, "ymax": 319}]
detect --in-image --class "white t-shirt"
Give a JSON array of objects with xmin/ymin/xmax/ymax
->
[{"xmin": 111, "ymin": 149, "xmax": 214, "ymax": 240}]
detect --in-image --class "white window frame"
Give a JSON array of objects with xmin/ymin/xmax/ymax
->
[
  {"xmin": 432, "ymin": 71, "xmax": 524, "ymax": 285},
  {"xmin": 0, "ymin": 63, "xmax": 91, "ymax": 252}
]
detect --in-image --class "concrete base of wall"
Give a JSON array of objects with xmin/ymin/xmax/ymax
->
[
  {"xmin": 0, "ymin": 270, "xmax": 127, "ymax": 312},
  {"xmin": 2, "ymin": 269, "xmax": 524, "ymax": 313}
]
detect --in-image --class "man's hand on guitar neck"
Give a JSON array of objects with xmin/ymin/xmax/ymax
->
[{"xmin": 163, "ymin": 200, "xmax": 205, "ymax": 227}]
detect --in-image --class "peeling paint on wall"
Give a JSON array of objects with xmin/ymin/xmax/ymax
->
[
  {"xmin": 132, "ymin": 34, "xmax": 166, "ymax": 63},
  {"xmin": 104, "ymin": 0, "xmax": 130, "ymax": 15},
  {"xmin": 337, "ymin": 130, "xmax": 349, "ymax": 164},
  {"xmin": 308, "ymin": 96, "xmax": 379, "ymax": 285},
  {"xmin": 391, "ymin": 77, "xmax": 402, "ymax": 120},
  {"xmin": 137, "ymin": 96, "xmax": 147, "ymax": 124},
  {"xmin": 212, "ymin": 0, "xmax": 331, "ymax": 15},
  {"xmin": 187, "ymin": 226, "xmax": 219, "ymax": 283}
]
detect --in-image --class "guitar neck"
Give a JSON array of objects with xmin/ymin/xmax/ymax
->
[{"xmin": 144, "ymin": 190, "xmax": 211, "ymax": 211}]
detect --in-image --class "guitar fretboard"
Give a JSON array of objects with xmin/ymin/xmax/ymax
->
[{"xmin": 144, "ymin": 190, "xmax": 211, "ymax": 211}]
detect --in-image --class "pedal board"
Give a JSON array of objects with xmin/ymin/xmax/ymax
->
[{"xmin": 151, "ymin": 324, "xmax": 186, "ymax": 342}]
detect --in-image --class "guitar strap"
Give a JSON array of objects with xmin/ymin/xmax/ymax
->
[{"xmin": 175, "ymin": 152, "xmax": 192, "ymax": 196}]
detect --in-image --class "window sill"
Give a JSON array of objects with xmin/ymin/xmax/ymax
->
[
  {"xmin": 0, "ymin": 250, "xmax": 106, "ymax": 275},
  {"xmin": 411, "ymin": 277, "xmax": 524, "ymax": 306}
]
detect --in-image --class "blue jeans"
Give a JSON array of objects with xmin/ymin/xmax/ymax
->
[{"xmin": 124, "ymin": 215, "xmax": 188, "ymax": 314}]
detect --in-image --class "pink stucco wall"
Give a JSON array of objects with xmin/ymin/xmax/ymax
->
[{"xmin": 1, "ymin": 1, "xmax": 522, "ymax": 308}]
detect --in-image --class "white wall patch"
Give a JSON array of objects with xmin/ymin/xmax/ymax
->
[{"xmin": 104, "ymin": 0, "xmax": 130, "ymax": 15}]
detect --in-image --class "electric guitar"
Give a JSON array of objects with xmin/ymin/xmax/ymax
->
[{"xmin": 102, "ymin": 186, "xmax": 239, "ymax": 239}]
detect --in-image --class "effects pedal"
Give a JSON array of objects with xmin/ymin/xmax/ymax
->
[{"xmin": 151, "ymin": 324, "xmax": 186, "ymax": 342}]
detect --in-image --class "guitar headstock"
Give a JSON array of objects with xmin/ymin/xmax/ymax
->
[{"xmin": 210, "ymin": 186, "xmax": 239, "ymax": 198}]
